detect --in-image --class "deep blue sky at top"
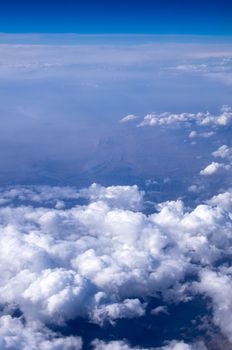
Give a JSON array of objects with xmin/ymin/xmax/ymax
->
[{"xmin": 0, "ymin": 0, "xmax": 231, "ymax": 35}]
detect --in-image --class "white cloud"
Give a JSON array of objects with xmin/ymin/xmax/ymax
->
[
  {"xmin": 175, "ymin": 64, "xmax": 208, "ymax": 73},
  {"xmin": 0, "ymin": 183, "xmax": 143, "ymax": 211},
  {"xmin": 0, "ymin": 315, "xmax": 82, "ymax": 350},
  {"xmin": 0, "ymin": 184, "xmax": 232, "ymax": 346},
  {"xmin": 120, "ymin": 115, "xmax": 138, "ymax": 123},
  {"xmin": 188, "ymin": 131, "xmax": 197, "ymax": 139},
  {"xmin": 138, "ymin": 106, "xmax": 232, "ymax": 127},
  {"xmin": 92, "ymin": 339, "xmax": 206, "ymax": 350},
  {"xmin": 197, "ymin": 269, "xmax": 232, "ymax": 342},
  {"xmin": 79, "ymin": 183, "xmax": 144, "ymax": 211},
  {"xmin": 189, "ymin": 131, "xmax": 214, "ymax": 139},
  {"xmin": 200, "ymin": 161, "xmax": 230, "ymax": 175},
  {"xmin": 207, "ymin": 190, "xmax": 232, "ymax": 212},
  {"xmin": 0, "ymin": 185, "xmax": 80, "ymax": 205},
  {"xmin": 200, "ymin": 144, "xmax": 232, "ymax": 176},
  {"xmin": 90, "ymin": 298, "xmax": 146, "ymax": 325},
  {"xmin": 212, "ymin": 145, "xmax": 232, "ymax": 159}
]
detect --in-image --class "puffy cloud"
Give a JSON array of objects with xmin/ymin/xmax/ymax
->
[
  {"xmin": 200, "ymin": 144, "xmax": 232, "ymax": 176},
  {"xmin": 79, "ymin": 183, "xmax": 144, "ymax": 211},
  {"xmin": 90, "ymin": 298, "xmax": 146, "ymax": 325},
  {"xmin": 0, "ymin": 315, "xmax": 82, "ymax": 350},
  {"xmin": 0, "ymin": 183, "xmax": 143, "ymax": 211},
  {"xmin": 0, "ymin": 184, "xmax": 165, "ymax": 328},
  {"xmin": 0, "ymin": 184, "xmax": 232, "ymax": 346},
  {"xmin": 197, "ymin": 269, "xmax": 232, "ymax": 342},
  {"xmin": 207, "ymin": 190, "xmax": 232, "ymax": 211},
  {"xmin": 0, "ymin": 185, "xmax": 80, "ymax": 206},
  {"xmin": 212, "ymin": 145, "xmax": 232, "ymax": 159},
  {"xmin": 200, "ymin": 161, "xmax": 230, "ymax": 175},
  {"xmin": 138, "ymin": 106, "xmax": 232, "ymax": 127}
]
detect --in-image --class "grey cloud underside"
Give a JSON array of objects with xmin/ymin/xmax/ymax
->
[{"xmin": 1, "ymin": 184, "xmax": 232, "ymax": 348}]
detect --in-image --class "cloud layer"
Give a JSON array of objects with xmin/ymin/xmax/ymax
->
[{"xmin": 0, "ymin": 183, "xmax": 232, "ymax": 348}]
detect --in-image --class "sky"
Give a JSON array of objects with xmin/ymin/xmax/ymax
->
[
  {"xmin": 0, "ymin": 1, "xmax": 232, "ymax": 350},
  {"xmin": 0, "ymin": 36, "xmax": 231, "ymax": 190},
  {"xmin": 0, "ymin": 0, "xmax": 232, "ymax": 35}
]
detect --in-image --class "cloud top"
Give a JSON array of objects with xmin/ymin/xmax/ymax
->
[
  {"xmin": 0, "ymin": 184, "xmax": 232, "ymax": 347},
  {"xmin": 138, "ymin": 106, "xmax": 232, "ymax": 127}
]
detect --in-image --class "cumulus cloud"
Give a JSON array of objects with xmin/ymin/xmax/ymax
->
[
  {"xmin": 0, "ymin": 183, "xmax": 143, "ymax": 211},
  {"xmin": 79, "ymin": 183, "xmax": 144, "ymax": 210},
  {"xmin": 197, "ymin": 269, "xmax": 232, "ymax": 343},
  {"xmin": 200, "ymin": 144, "xmax": 232, "ymax": 176},
  {"xmin": 0, "ymin": 315, "xmax": 82, "ymax": 350},
  {"xmin": 90, "ymin": 298, "xmax": 146, "ymax": 325},
  {"xmin": 212, "ymin": 145, "xmax": 232, "ymax": 159},
  {"xmin": 138, "ymin": 105, "xmax": 232, "ymax": 127},
  {"xmin": 207, "ymin": 190, "xmax": 232, "ymax": 211},
  {"xmin": 1, "ymin": 184, "xmax": 232, "ymax": 347},
  {"xmin": 200, "ymin": 161, "xmax": 230, "ymax": 175}
]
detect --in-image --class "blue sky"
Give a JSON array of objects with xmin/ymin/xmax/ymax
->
[{"xmin": 0, "ymin": 0, "xmax": 232, "ymax": 35}]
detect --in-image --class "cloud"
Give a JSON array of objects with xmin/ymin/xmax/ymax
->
[
  {"xmin": 92, "ymin": 339, "xmax": 206, "ymax": 350},
  {"xmin": 0, "ymin": 183, "xmax": 143, "ymax": 211},
  {"xmin": 79, "ymin": 183, "xmax": 144, "ymax": 210},
  {"xmin": 1, "ymin": 35, "xmax": 232, "ymax": 348},
  {"xmin": 188, "ymin": 131, "xmax": 214, "ymax": 139},
  {"xmin": 0, "ymin": 40, "xmax": 231, "ymax": 76},
  {"xmin": 90, "ymin": 298, "xmax": 146, "ymax": 325},
  {"xmin": 120, "ymin": 115, "xmax": 138, "ymax": 123},
  {"xmin": 207, "ymin": 190, "xmax": 232, "ymax": 211},
  {"xmin": 0, "ymin": 185, "xmax": 80, "ymax": 206},
  {"xmin": 1, "ymin": 184, "xmax": 232, "ymax": 346},
  {"xmin": 200, "ymin": 162, "xmax": 230, "ymax": 175},
  {"xmin": 188, "ymin": 184, "xmax": 204, "ymax": 193},
  {"xmin": 138, "ymin": 106, "xmax": 232, "ymax": 127},
  {"xmin": 0, "ymin": 315, "xmax": 82, "ymax": 350},
  {"xmin": 200, "ymin": 144, "xmax": 232, "ymax": 176},
  {"xmin": 150, "ymin": 305, "xmax": 169, "ymax": 316},
  {"xmin": 197, "ymin": 269, "xmax": 232, "ymax": 343},
  {"xmin": 188, "ymin": 131, "xmax": 197, "ymax": 139},
  {"xmin": 173, "ymin": 55, "xmax": 232, "ymax": 86},
  {"xmin": 175, "ymin": 64, "xmax": 208, "ymax": 73},
  {"xmin": 0, "ymin": 184, "xmax": 186, "ymax": 329},
  {"xmin": 212, "ymin": 145, "xmax": 232, "ymax": 159}
]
